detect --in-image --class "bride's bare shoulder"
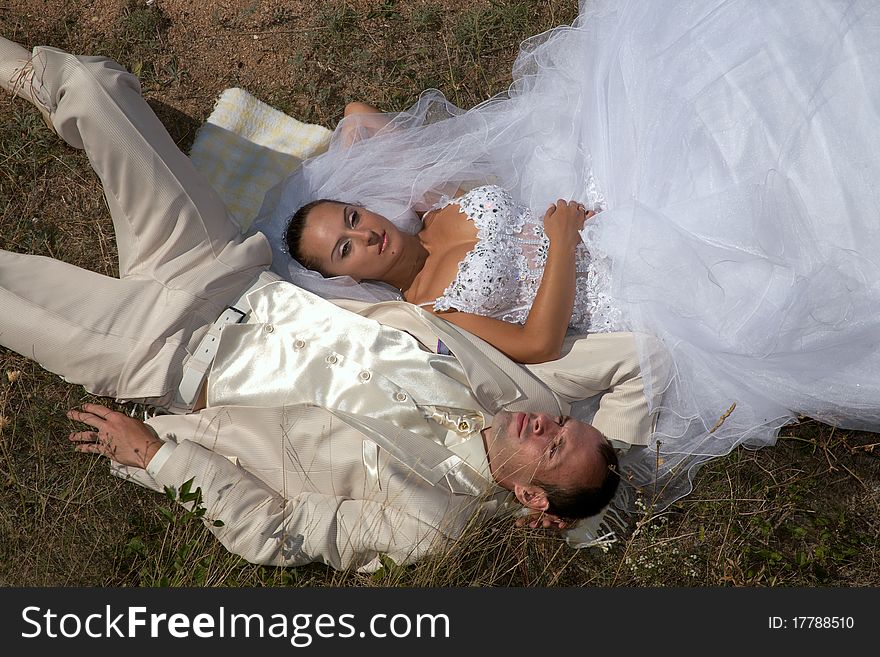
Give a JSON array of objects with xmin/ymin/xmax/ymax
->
[
  {"xmin": 422, "ymin": 200, "xmax": 468, "ymax": 232},
  {"xmin": 406, "ymin": 206, "xmax": 477, "ymax": 306},
  {"xmin": 405, "ymin": 250, "xmax": 465, "ymax": 308}
]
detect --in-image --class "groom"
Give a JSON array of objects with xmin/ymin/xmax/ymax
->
[{"xmin": 0, "ymin": 39, "xmax": 659, "ymax": 570}]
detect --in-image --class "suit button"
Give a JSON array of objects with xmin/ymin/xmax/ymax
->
[
  {"xmin": 394, "ymin": 392, "xmax": 408, "ymax": 402},
  {"xmin": 326, "ymin": 354, "xmax": 338, "ymax": 364},
  {"xmin": 359, "ymin": 371, "xmax": 371, "ymax": 382},
  {"xmin": 293, "ymin": 339, "xmax": 306, "ymax": 350},
  {"xmin": 263, "ymin": 324, "xmax": 275, "ymax": 333}
]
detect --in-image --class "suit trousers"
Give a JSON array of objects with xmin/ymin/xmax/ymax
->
[{"xmin": 0, "ymin": 47, "xmax": 272, "ymax": 405}]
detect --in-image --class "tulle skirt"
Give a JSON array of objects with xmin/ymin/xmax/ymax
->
[{"xmin": 253, "ymin": 0, "xmax": 880, "ymax": 526}]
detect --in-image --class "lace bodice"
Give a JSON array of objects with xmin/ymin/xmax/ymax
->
[{"xmin": 429, "ymin": 185, "xmax": 625, "ymax": 333}]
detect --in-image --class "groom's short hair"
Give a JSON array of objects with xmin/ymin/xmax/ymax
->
[{"xmin": 535, "ymin": 439, "xmax": 620, "ymax": 519}]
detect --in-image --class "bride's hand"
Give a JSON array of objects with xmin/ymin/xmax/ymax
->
[{"xmin": 543, "ymin": 199, "xmax": 594, "ymax": 253}]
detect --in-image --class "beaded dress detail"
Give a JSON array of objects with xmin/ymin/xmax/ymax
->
[{"xmin": 430, "ymin": 185, "xmax": 624, "ymax": 333}]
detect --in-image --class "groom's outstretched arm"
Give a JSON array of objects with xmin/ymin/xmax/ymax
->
[{"xmin": 66, "ymin": 404, "xmax": 461, "ymax": 572}]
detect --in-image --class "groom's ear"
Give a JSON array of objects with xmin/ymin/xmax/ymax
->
[{"xmin": 513, "ymin": 483, "xmax": 550, "ymax": 512}]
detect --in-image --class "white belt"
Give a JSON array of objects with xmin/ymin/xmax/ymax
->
[{"xmin": 175, "ymin": 276, "xmax": 266, "ymax": 408}]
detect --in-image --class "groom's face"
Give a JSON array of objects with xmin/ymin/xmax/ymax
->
[{"xmin": 484, "ymin": 411, "xmax": 606, "ymax": 492}]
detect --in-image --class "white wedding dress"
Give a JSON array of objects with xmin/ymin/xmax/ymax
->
[
  {"xmin": 426, "ymin": 184, "xmax": 624, "ymax": 335},
  {"xmin": 253, "ymin": 0, "xmax": 880, "ymax": 531}
]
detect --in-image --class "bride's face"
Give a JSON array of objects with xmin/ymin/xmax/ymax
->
[{"xmin": 298, "ymin": 201, "xmax": 406, "ymax": 283}]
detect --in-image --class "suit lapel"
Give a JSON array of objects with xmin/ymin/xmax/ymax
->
[
  {"xmin": 330, "ymin": 409, "xmax": 491, "ymax": 496},
  {"xmin": 335, "ymin": 298, "xmax": 561, "ymax": 414}
]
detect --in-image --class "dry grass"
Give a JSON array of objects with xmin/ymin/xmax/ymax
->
[{"xmin": 1, "ymin": 0, "xmax": 878, "ymax": 587}]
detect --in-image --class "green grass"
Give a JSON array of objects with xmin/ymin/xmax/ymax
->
[{"xmin": 0, "ymin": 0, "xmax": 878, "ymax": 588}]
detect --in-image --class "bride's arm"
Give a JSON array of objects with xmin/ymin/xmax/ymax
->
[
  {"xmin": 344, "ymin": 101, "xmax": 385, "ymax": 120},
  {"xmin": 339, "ymin": 102, "xmax": 478, "ymax": 212},
  {"xmin": 432, "ymin": 200, "xmax": 591, "ymax": 364},
  {"xmin": 338, "ymin": 102, "xmax": 484, "ymax": 214},
  {"xmin": 337, "ymin": 101, "xmax": 393, "ymax": 145}
]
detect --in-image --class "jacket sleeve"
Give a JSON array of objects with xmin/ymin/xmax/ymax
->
[
  {"xmin": 334, "ymin": 298, "xmax": 660, "ymax": 445},
  {"xmin": 135, "ymin": 412, "xmax": 451, "ymax": 572},
  {"xmin": 526, "ymin": 332, "xmax": 666, "ymax": 446}
]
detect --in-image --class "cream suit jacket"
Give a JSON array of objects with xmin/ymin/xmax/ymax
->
[
  {"xmin": 335, "ymin": 296, "xmax": 657, "ymax": 444},
  {"xmin": 118, "ymin": 280, "xmax": 658, "ymax": 571}
]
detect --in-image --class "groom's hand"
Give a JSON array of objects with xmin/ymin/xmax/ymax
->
[
  {"xmin": 67, "ymin": 403, "xmax": 163, "ymax": 469},
  {"xmin": 514, "ymin": 510, "xmax": 571, "ymax": 531}
]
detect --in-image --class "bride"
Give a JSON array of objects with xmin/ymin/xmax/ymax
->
[
  {"xmin": 252, "ymin": 0, "xmax": 880, "ymax": 516},
  {"xmin": 286, "ymin": 178, "xmax": 599, "ymax": 364}
]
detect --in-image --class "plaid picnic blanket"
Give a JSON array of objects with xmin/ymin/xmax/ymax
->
[{"xmin": 188, "ymin": 87, "xmax": 331, "ymax": 232}]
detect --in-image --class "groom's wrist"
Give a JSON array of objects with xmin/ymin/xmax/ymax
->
[{"xmin": 145, "ymin": 441, "xmax": 176, "ymax": 478}]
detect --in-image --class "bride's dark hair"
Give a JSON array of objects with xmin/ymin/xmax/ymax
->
[{"xmin": 283, "ymin": 199, "xmax": 338, "ymax": 273}]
